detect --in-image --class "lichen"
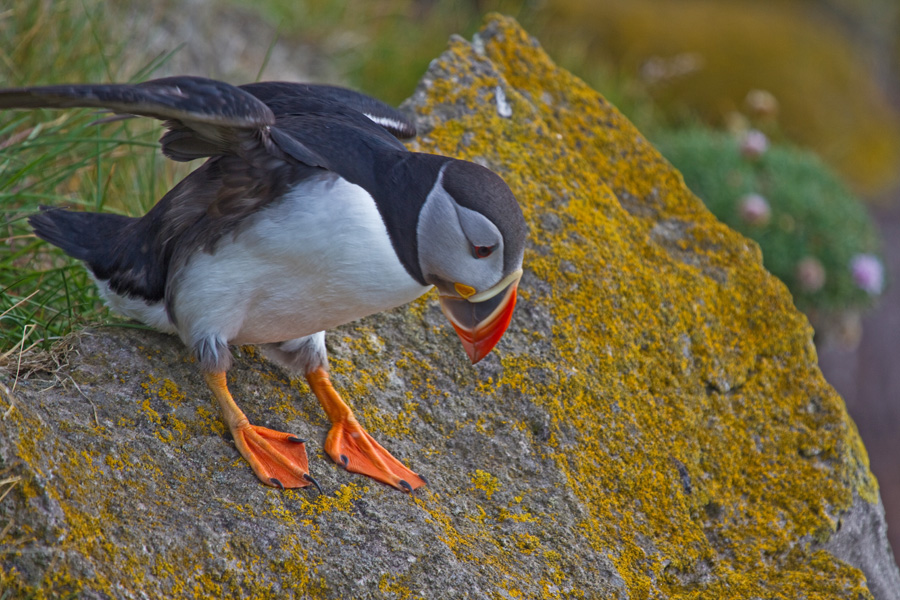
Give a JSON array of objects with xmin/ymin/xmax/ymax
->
[
  {"xmin": 3, "ymin": 396, "xmax": 333, "ymax": 598},
  {"xmin": 470, "ymin": 469, "xmax": 501, "ymax": 499}
]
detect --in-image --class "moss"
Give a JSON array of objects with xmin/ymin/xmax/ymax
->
[{"xmin": 4, "ymin": 409, "xmax": 332, "ymax": 598}]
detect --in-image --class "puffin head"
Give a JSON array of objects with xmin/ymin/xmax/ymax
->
[{"xmin": 417, "ymin": 159, "xmax": 526, "ymax": 364}]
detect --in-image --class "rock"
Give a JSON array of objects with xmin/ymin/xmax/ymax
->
[{"xmin": 1, "ymin": 14, "xmax": 898, "ymax": 600}]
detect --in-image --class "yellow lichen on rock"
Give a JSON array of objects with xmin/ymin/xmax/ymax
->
[
  {"xmin": 470, "ymin": 469, "xmax": 501, "ymax": 499},
  {"xmin": 405, "ymin": 14, "xmax": 881, "ymax": 599}
]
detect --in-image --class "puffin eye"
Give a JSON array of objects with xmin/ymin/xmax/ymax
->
[{"xmin": 473, "ymin": 245, "xmax": 496, "ymax": 259}]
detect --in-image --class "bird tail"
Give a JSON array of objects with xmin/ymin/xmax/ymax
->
[
  {"xmin": 30, "ymin": 207, "xmax": 169, "ymax": 302},
  {"xmin": 29, "ymin": 207, "xmax": 139, "ymax": 282}
]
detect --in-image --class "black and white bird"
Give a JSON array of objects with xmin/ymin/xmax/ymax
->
[{"xmin": 1, "ymin": 76, "xmax": 526, "ymax": 492}]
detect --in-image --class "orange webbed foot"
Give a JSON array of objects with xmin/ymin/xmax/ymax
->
[
  {"xmin": 231, "ymin": 425, "xmax": 319, "ymax": 490},
  {"xmin": 205, "ymin": 371, "xmax": 319, "ymax": 491},
  {"xmin": 325, "ymin": 415, "xmax": 426, "ymax": 493},
  {"xmin": 306, "ymin": 368, "xmax": 426, "ymax": 493}
]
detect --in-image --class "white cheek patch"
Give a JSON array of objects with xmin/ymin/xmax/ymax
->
[
  {"xmin": 417, "ymin": 177, "xmax": 468, "ymax": 282},
  {"xmin": 416, "ymin": 168, "xmax": 504, "ymax": 293}
]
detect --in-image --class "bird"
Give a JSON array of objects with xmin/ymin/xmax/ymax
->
[{"xmin": 0, "ymin": 76, "xmax": 526, "ymax": 493}]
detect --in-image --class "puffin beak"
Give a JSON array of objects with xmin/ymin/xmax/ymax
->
[{"xmin": 438, "ymin": 270, "xmax": 522, "ymax": 364}]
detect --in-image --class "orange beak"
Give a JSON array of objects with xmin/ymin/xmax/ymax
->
[{"xmin": 438, "ymin": 272, "xmax": 521, "ymax": 364}]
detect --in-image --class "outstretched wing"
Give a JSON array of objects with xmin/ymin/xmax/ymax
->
[
  {"xmin": 240, "ymin": 81, "xmax": 416, "ymax": 140},
  {"xmin": 0, "ymin": 76, "xmax": 329, "ymax": 167},
  {"xmin": 0, "ymin": 76, "xmax": 272, "ymax": 125},
  {"xmin": 0, "ymin": 77, "xmax": 415, "ymax": 160},
  {"xmin": 2, "ymin": 76, "xmax": 419, "ymax": 217}
]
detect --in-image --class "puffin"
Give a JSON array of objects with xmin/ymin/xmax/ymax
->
[{"xmin": 0, "ymin": 76, "xmax": 526, "ymax": 493}]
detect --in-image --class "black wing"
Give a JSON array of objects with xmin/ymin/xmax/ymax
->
[
  {"xmin": 3, "ymin": 75, "xmax": 417, "ymax": 221},
  {"xmin": 0, "ymin": 76, "xmax": 417, "ymax": 166},
  {"xmin": 0, "ymin": 76, "xmax": 273, "ymax": 126},
  {"xmin": 156, "ymin": 82, "xmax": 413, "ymax": 164},
  {"xmin": 0, "ymin": 76, "xmax": 326, "ymax": 162},
  {"xmin": 240, "ymin": 81, "xmax": 416, "ymax": 140},
  {"xmin": 0, "ymin": 77, "xmax": 414, "ymax": 159}
]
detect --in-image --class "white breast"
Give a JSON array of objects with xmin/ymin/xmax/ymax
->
[{"xmin": 169, "ymin": 174, "xmax": 431, "ymax": 347}]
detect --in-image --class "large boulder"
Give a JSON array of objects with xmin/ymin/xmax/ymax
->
[{"xmin": 1, "ymin": 15, "xmax": 898, "ymax": 599}]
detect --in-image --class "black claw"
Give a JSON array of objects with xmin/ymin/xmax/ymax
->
[
  {"xmin": 418, "ymin": 473, "xmax": 429, "ymax": 486},
  {"xmin": 269, "ymin": 477, "xmax": 285, "ymax": 490},
  {"xmin": 288, "ymin": 436, "xmax": 306, "ymax": 444},
  {"xmin": 340, "ymin": 454, "xmax": 349, "ymax": 467},
  {"xmin": 303, "ymin": 473, "xmax": 323, "ymax": 494},
  {"xmin": 398, "ymin": 480, "xmax": 413, "ymax": 494}
]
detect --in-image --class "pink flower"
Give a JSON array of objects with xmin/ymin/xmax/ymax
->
[
  {"xmin": 738, "ymin": 193, "xmax": 771, "ymax": 226},
  {"xmin": 740, "ymin": 130, "xmax": 768, "ymax": 160},
  {"xmin": 850, "ymin": 254, "xmax": 884, "ymax": 295},
  {"xmin": 796, "ymin": 257, "xmax": 826, "ymax": 293}
]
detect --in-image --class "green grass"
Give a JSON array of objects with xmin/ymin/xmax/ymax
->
[
  {"xmin": 0, "ymin": 0, "xmax": 189, "ymax": 359},
  {"xmin": 0, "ymin": 109, "xmax": 180, "ymax": 358}
]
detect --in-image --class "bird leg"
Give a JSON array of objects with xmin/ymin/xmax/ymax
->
[
  {"xmin": 205, "ymin": 371, "xmax": 317, "ymax": 490},
  {"xmin": 305, "ymin": 368, "xmax": 426, "ymax": 493}
]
